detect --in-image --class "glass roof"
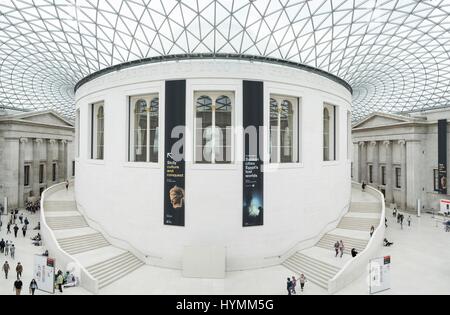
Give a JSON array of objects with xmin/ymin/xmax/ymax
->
[{"xmin": 1, "ymin": 0, "xmax": 450, "ymax": 121}]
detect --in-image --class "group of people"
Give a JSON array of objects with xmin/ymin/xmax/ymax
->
[
  {"xmin": 334, "ymin": 240, "xmax": 345, "ymax": 258},
  {"xmin": 393, "ymin": 208, "xmax": 411, "ymax": 230},
  {"xmin": 287, "ymin": 275, "xmax": 307, "ymax": 295},
  {"xmin": 0, "ymin": 239, "xmax": 16, "ymax": 259},
  {"xmin": 25, "ymin": 200, "xmax": 40, "ymax": 214}
]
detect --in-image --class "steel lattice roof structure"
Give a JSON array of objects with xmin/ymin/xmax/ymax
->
[{"xmin": 1, "ymin": 0, "xmax": 450, "ymax": 121}]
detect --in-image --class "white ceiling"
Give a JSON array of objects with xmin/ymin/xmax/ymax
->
[{"xmin": 1, "ymin": 0, "xmax": 450, "ymax": 120}]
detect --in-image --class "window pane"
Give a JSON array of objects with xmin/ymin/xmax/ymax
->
[
  {"xmin": 196, "ymin": 96, "xmax": 213, "ymax": 163},
  {"xmin": 323, "ymin": 107, "xmax": 330, "ymax": 161},
  {"xmin": 280, "ymin": 100, "xmax": 294, "ymax": 163},
  {"xmin": 149, "ymin": 98, "xmax": 159, "ymax": 163},
  {"xmin": 134, "ymin": 100, "xmax": 148, "ymax": 162},
  {"xmin": 215, "ymin": 96, "xmax": 232, "ymax": 164},
  {"xmin": 97, "ymin": 106, "xmax": 104, "ymax": 160},
  {"xmin": 270, "ymin": 98, "xmax": 279, "ymax": 164}
]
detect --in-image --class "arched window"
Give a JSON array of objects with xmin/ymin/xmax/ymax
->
[
  {"xmin": 97, "ymin": 106, "xmax": 104, "ymax": 160},
  {"xmin": 270, "ymin": 95, "xmax": 299, "ymax": 164},
  {"xmin": 195, "ymin": 92, "xmax": 234, "ymax": 164},
  {"xmin": 323, "ymin": 107, "xmax": 330, "ymax": 161},
  {"xmin": 129, "ymin": 94, "xmax": 159, "ymax": 163}
]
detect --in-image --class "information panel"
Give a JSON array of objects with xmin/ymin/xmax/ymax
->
[
  {"xmin": 438, "ymin": 119, "xmax": 448, "ymax": 195},
  {"xmin": 369, "ymin": 256, "xmax": 391, "ymax": 294},
  {"xmin": 164, "ymin": 80, "xmax": 186, "ymax": 227},
  {"xmin": 34, "ymin": 255, "xmax": 55, "ymax": 294},
  {"xmin": 243, "ymin": 81, "xmax": 264, "ymax": 227}
]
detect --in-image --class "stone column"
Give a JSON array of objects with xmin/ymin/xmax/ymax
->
[
  {"xmin": 58, "ymin": 140, "xmax": 68, "ymax": 182},
  {"xmin": 370, "ymin": 141, "xmax": 379, "ymax": 185},
  {"xmin": 359, "ymin": 142, "xmax": 367, "ymax": 183},
  {"xmin": 32, "ymin": 139, "xmax": 43, "ymax": 196},
  {"xmin": 18, "ymin": 138, "xmax": 28, "ymax": 207},
  {"xmin": 384, "ymin": 140, "xmax": 394, "ymax": 204},
  {"xmin": 47, "ymin": 139, "xmax": 56, "ymax": 186},
  {"xmin": 399, "ymin": 140, "xmax": 407, "ymax": 210}
]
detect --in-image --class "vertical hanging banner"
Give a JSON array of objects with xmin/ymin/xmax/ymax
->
[
  {"xmin": 243, "ymin": 81, "xmax": 264, "ymax": 227},
  {"xmin": 164, "ymin": 80, "xmax": 186, "ymax": 227},
  {"xmin": 438, "ymin": 119, "xmax": 447, "ymax": 195}
]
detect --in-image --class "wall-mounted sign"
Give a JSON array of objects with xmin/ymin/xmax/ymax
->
[
  {"xmin": 369, "ymin": 256, "xmax": 391, "ymax": 294},
  {"xmin": 164, "ymin": 80, "xmax": 186, "ymax": 227},
  {"xmin": 438, "ymin": 119, "xmax": 447, "ymax": 195},
  {"xmin": 243, "ymin": 81, "xmax": 264, "ymax": 227}
]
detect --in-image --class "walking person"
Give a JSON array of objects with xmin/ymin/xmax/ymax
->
[
  {"xmin": 13, "ymin": 278, "xmax": 23, "ymax": 295},
  {"xmin": 6, "ymin": 222, "xmax": 11, "ymax": 234},
  {"xmin": 400, "ymin": 214, "xmax": 404, "ymax": 230},
  {"xmin": 5, "ymin": 241, "xmax": 9, "ymax": 256},
  {"xmin": 22, "ymin": 224, "xmax": 27, "ymax": 237},
  {"xmin": 0, "ymin": 239, "xmax": 4, "ymax": 254},
  {"xmin": 334, "ymin": 241, "xmax": 340, "ymax": 258},
  {"xmin": 65, "ymin": 180, "xmax": 70, "ymax": 191},
  {"xmin": 370, "ymin": 226, "xmax": 375, "ymax": 238},
  {"xmin": 339, "ymin": 240, "xmax": 345, "ymax": 258},
  {"xmin": 16, "ymin": 262, "xmax": 23, "ymax": 279},
  {"xmin": 19, "ymin": 213, "xmax": 23, "ymax": 225},
  {"xmin": 3, "ymin": 261, "xmax": 10, "ymax": 279},
  {"xmin": 56, "ymin": 272, "xmax": 64, "ymax": 293},
  {"xmin": 408, "ymin": 215, "xmax": 412, "ymax": 227},
  {"xmin": 286, "ymin": 278, "xmax": 292, "ymax": 295},
  {"xmin": 24, "ymin": 217, "xmax": 29, "ymax": 227},
  {"xmin": 13, "ymin": 224, "xmax": 19, "ymax": 238},
  {"xmin": 29, "ymin": 279, "xmax": 38, "ymax": 295},
  {"xmin": 362, "ymin": 182, "xmax": 367, "ymax": 192},
  {"xmin": 299, "ymin": 274, "xmax": 306, "ymax": 292},
  {"xmin": 291, "ymin": 276, "xmax": 297, "ymax": 295},
  {"xmin": 10, "ymin": 244, "xmax": 15, "ymax": 260}
]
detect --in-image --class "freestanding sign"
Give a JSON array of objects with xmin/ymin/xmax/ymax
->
[
  {"xmin": 243, "ymin": 81, "xmax": 264, "ymax": 227},
  {"xmin": 369, "ymin": 256, "xmax": 391, "ymax": 294},
  {"xmin": 438, "ymin": 119, "xmax": 447, "ymax": 195},
  {"xmin": 164, "ymin": 80, "xmax": 186, "ymax": 227},
  {"xmin": 440, "ymin": 199, "xmax": 450, "ymax": 215},
  {"xmin": 34, "ymin": 255, "xmax": 55, "ymax": 294}
]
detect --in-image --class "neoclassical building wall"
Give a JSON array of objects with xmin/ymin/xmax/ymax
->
[
  {"xmin": 352, "ymin": 109, "xmax": 450, "ymax": 212},
  {"xmin": 75, "ymin": 59, "xmax": 353, "ymax": 270},
  {"xmin": 0, "ymin": 111, "xmax": 75, "ymax": 208}
]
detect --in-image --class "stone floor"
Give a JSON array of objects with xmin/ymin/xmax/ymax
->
[{"xmin": 0, "ymin": 200, "xmax": 449, "ymax": 295}]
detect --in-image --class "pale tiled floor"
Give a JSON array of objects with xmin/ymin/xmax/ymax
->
[{"xmin": 0, "ymin": 193, "xmax": 449, "ymax": 295}]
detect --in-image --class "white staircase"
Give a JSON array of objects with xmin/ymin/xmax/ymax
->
[
  {"xmin": 86, "ymin": 252, "xmax": 144, "ymax": 289},
  {"xmin": 43, "ymin": 187, "xmax": 145, "ymax": 292},
  {"xmin": 58, "ymin": 233, "xmax": 110, "ymax": 255},
  {"xmin": 283, "ymin": 253, "xmax": 340, "ymax": 289},
  {"xmin": 283, "ymin": 188, "xmax": 382, "ymax": 292}
]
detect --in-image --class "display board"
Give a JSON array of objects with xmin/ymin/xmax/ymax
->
[
  {"xmin": 243, "ymin": 81, "xmax": 264, "ymax": 227},
  {"xmin": 164, "ymin": 80, "xmax": 186, "ymax": 227},
  {"xmin": 440, "ymin": 199, "xmax": 450, "ymax": 215},
  {"xmin": 438, "ymin": 119, "xmax": 447, "ymax": 195},
  {"xmin": 34, "ymin": 255, "xmax": 55, "ymax": 294},
  {"xmin": 369, "ymin": 256, "xmax": 391, "ymax": 294}
]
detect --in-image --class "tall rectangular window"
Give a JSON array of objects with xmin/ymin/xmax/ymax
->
[
  {"xmin": 195, "ymin": 92, "xmax": 234, "ymax": 164},
  {"xmin": 39, "ymin": 164, "xmax": 45, "ymax": 184},
  {"xmin": 396, "ymin": 167, "xmax": 402, "ymax": 188},
  {"xmin": 381, "ymin": 166, "xmax": 386, "ymax": 186},
  {"xmin": 270, "ymin": 95, "xmax": 300, "ymax": 164},
  {"xmin": 369, "ymin": 165, "xmax": 373, "ymax": 183},
  {"xmin": 129, "ymin": 94, "xmax": 159, "ymax": 163},
  {"xmin": 72, "ymin": 161, "xmax": 76, "ymax": 177},
  {"xmin": 90, "ymin": 102, "xmax": 105, "ymax": 160},
  {"xmin": 323, "ymin": 104, "xmax": 338, "ymax": 161},
  {"xmin": 434, "ymin": 169, "xmax": 440, "ymax": 192},
  {"xmin": 52, "ymin": 163, "xmax": 57, "ymax": 182},
  {"xmin": 76, "ymin": 109, "xmax": 80, "ymax": 158},
  {"xmin": 24, "ymin": 165, "xmax": 30, "ymax": 187}
]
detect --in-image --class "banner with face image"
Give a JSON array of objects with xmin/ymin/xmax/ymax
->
[
  {"xmin": 164, "ymin": 80, "xmax": 186, "ymax": 227},
  {"xmin": 438, "ymin": 119, "xmax": 447, "ymax": 195}
]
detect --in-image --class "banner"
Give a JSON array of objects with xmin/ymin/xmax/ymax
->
[
  {"xmin": 438, "ymin": 119, "xmax": 447, "ymax": 195},
  {"xmin": 34, "ymin": 255, "xmax": 55, "ymax": 294},
  {"xmin": 164, "ymin": 80, "xmax": 186, "ymax": 227},
  {"xmin": 243, "ymin": 81, "xmax": 264, "ymax": 227},
  {"xmin": 369, "ymin": 256, "xmax": 391, "ymax": 294}
]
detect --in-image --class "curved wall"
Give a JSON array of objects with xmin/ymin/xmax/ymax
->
[{"xmin": 75, "ymin": 59, "xmax": 353, "ymax": 271}]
